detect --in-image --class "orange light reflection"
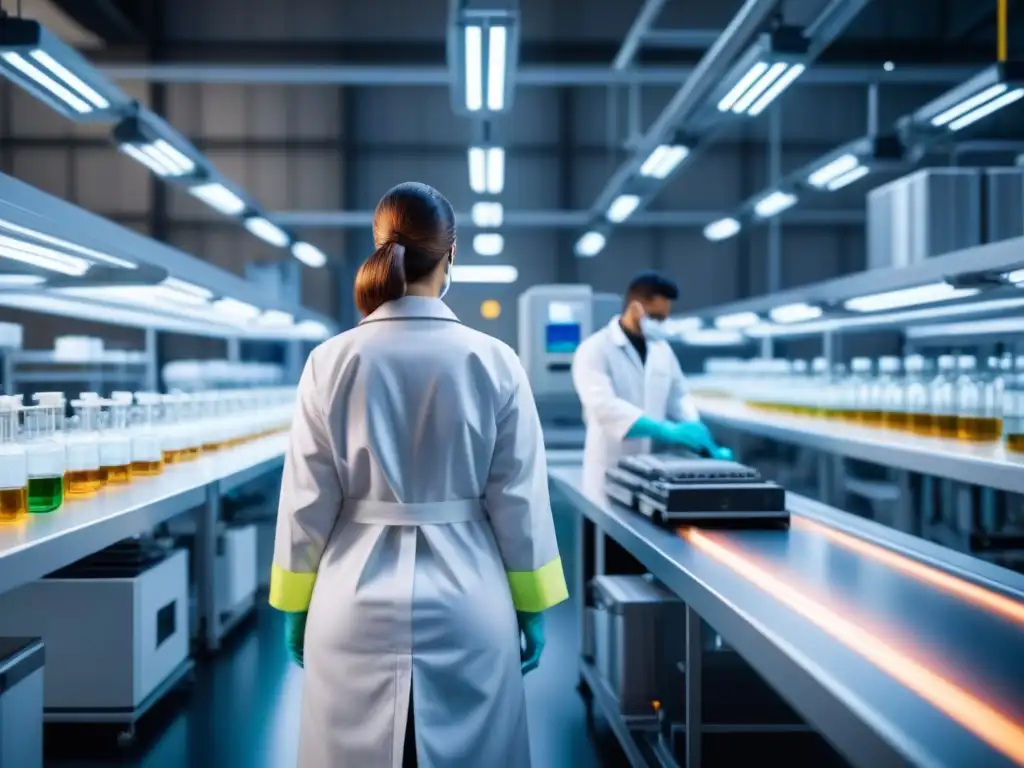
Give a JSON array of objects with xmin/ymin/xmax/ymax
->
[
  {"xmin": 682, "ymin": 529, "xmax": 1024, "ymax": 766},
  {"xmin": 793, "ymin": 517, "xmax": 1024, "ymax": 628}
]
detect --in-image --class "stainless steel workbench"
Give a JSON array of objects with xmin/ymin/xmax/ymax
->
[
  {"xmin": 0, "ymin": 434, "xmax": 287, "ymax": 651},
  {"xmin": 694, "ymin": 397, "xmax": 1024, "ymax": 494},
  {"xmin": 550, "ymin": 465, "xmax": 1024, "ymax": 768}
]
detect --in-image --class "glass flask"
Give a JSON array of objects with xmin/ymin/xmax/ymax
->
[
  {"xmin": 849, "ymin": 357, "xmax": 876, "ymax": 424},
  {"xmin": 25, "ymin": 392, "xmax": 66, "ymax": 513},
  {"xmin": 100, "ymin": 394, "xmax": 134, "ymax": 484},
  {"xmin": 1003, "ymin": 356, "xmax": 1024, "ymax": 453},
  {"xmin": 904, "ymin": 355, "xmax": 934, "ymax": 435},
  {"xmin": 956, "ymin": 355, "xmax": 1001, "ymax": 442},
  {"xmin": 0, "ymin": 396, "xmax": 28, "ymax": 522},
  {"xmin": 878, "ymin": 357, "xmax": 907, "ymax": 430},
  {"xmin": 929, "ymin": 355, "xmax": 959, "ymax": 439},
  {"xmin": 130, "ymin": 392, "xmax": 165, "ymax": 475},
  {"xmin": 66, "ymin": 398, "xmax": 104, "ymax": 496}
]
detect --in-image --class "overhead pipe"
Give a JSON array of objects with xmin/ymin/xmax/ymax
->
[
  {"xmin": 97, "ymin": 62, "xmax": 979, "ymax": 87},
  {"xmin": 613, "ymin": 0, "xmax": 670, "ymax": 70},
  {"xmin": 270, "ymin": 208, "xmax": 864, "ymax": 229}
]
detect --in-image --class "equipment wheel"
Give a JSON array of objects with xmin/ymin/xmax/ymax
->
[{"xmin": 116, "ymin": 725, "xmax": 136, "ymax": 749}]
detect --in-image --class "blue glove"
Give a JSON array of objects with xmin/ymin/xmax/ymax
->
[
  {"xmin": 284, "ymin": 611, "xmax": 307, "ymax": 668},
  {"xmin": 713, "ymin": 446, "xmax": 735, "ymax": 461},
  {"xmin": 517, "ymin": 611, "xmax": 545, "ymax": 675}
]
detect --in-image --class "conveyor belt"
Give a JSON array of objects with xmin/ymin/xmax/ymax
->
[{"xmin": 550, "ymin": 466, "xmax": 1024, "ymax": 768}]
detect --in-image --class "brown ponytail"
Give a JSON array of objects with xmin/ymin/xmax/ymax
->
[{"xmin": 354, "ymin": 241, "xmax": 407, "ymax": 317}]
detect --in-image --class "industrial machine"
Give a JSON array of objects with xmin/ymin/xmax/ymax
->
[
  {"xmin": 517, "ymin": 284, "xmax": 619, "ymax": 449},
  {"xmin": 0, "ymin": 543, "xmax": 191, "ymax": 732},
  {"xmin": 605, "ymin": 454, "xmax": 788, "ymax": 527}
]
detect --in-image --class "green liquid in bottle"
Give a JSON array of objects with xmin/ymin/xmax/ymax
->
[{"xmin": 28, "ymin": 475, "xmax": 63, "ymax": 514}]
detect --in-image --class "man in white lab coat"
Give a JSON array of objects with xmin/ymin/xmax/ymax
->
[{"xmin": 572, "ymin": 271, "xmax": 727, "ymax": 497}]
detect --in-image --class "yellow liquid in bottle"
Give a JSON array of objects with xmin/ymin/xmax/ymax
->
[
  {"xmin": 883, "ymin": 412, "xmax": 909, "ymax": 430},
  {"xmin": 0, "ymin": 486, "xmax": 28, "ymax": 522},
  {"xmin": 186, "ymin": 447, "xmax": 202, "ymax": 460},
  {"xmin": 132, "ymin": 459, "xmax": 164, "ymax": 476},
  {"xmin": 65, "ymin": 469, "xmax": 103, "ymax": 497},
  {"xmin": 163, "ymin": 449, "xmax": 190, "ymax": 464},
  {"xmin": 103, "ymin": 465, "xmax": 133, "ymax": 484},
  {"xmin": 1005, "ymin": 434, "xmax": 1024, "ymax": 453},
  {"xmin": 202, "ymin": 441, "xmax": 222, "ymax": 452},
  {"xmin": 859, "ymin": 410, "xmax": 884, "ymax": 427},
  {"xmin": 933, "ymin": 415, "xmax": 958, "ymax": 439},
  {"xmin": 910, "ymin": 413, "xmax": 934, "ymax": 435},
  {"xmin": 957, "ymin": 417, "xmax": 1002, "ymax": 442}
]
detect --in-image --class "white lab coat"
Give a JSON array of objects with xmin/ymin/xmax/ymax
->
[
  {"xmin": 572, "ymin": 316, "xmax": 700, "ymax": 498},
  {"xmin": 270, "ymin": 296, "xmax": 568, "ymax": 768}
]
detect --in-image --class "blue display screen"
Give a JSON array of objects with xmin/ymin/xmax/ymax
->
[{"xmin": 546, "ymin": 323, "xmax": 581, "ymax": 353}]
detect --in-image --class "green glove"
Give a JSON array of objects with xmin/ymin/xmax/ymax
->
[
  {"xmin": 284, "ymin": 611, "xmax": 307, "ymax": 668},
  {"xmin": 517, "ymin": 611, "xmax": 545, "ymax": 675}
]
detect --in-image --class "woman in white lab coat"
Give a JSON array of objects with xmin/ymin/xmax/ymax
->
[{"xmin": 270, "ymin": 181, "xmax": 569, "ymax": 768}]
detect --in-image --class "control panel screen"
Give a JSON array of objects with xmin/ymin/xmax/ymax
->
[{"xmin": 546, "ymin": 322, "xmax": 581, "ymax": 353}]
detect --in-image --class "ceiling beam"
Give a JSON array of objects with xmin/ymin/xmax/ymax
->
[{"xmin": 48, "ymin": 0, "xmax": 144, "ymax": 44}]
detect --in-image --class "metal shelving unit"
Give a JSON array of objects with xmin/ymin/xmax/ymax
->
[{"xmin": 2, "ymin": 348, "xmax": 158, "ymax": 395}]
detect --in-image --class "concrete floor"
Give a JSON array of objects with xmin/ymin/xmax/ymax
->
[{"xmin": 45, "ymin": 501, "xmax": 625, "ymax": 767}]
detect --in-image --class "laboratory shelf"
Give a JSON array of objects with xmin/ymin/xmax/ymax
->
[
  {"xmin": 0, "ymin": 433, "xmax": 287, "ymax": 599},
  {"xmin": 694, "ymin": 396, "xmax": 1024, "ymax": 494},
  {"xmin": 579, "ymin": 660, "xmax": 659, "ymax": 768},
  {"xmin": 551, "ymin": 466, "xmax": 1024, "ymax": 768}
]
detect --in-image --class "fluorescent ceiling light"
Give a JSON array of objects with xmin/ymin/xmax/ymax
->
[
  {"xmin": 189, "ymin": 182, "xmax": 246, "ymax": 216},
  {"xmin": 464, "ymin": 25, "xmax": 483, "ymax": 111},
  {"xmin": 0, "ymin": 234, "xmax": 90, "ymax": 276},
  {"xmin": 747, "ymin": 64, "xmax": 805, "ymax": 116},
  {"xmin": 0, "ymin": 274, "xmax": 45, "ymax": 287},
  {"xmin": 468, "ymin": 147, "xmax": 504, "ymax": 194},
  {"xmin": 575, "ymin": 231, "xmax": 606, "ymax": 257},
  {"xmin": 159, "ymin": 277, "xmax": 213, "ymax": 304},
  {"xmin": 471, "ymin": 201, "xmax": 504, "ymax": 228},
  {"xmin": 487, "ymin": 26, "xmax": 507, "ymax": 111},
  {"xmin": 472, "ymin": 233, "xmax": 504, "ymax": 256},
  {"xmin": 664, "ymin": 316, "xmax": 702, "ymax": 335},
  {"xmin": 769, "ymin": 302, "xmax": 822, "ymax": 324},
  {"xmin": 906, "ymin": 317, "xmax": 1024, "ymax": 339},
  {"xmin": 28, "ymin": 49, "xmax": 108, "ymax": 109},
  {"xmin": 704, "ymin": 217, "xmax": 740, "ymax": 241},
  {"xmin": 291, "ymin": 242, "xmax": 327, "ymax": 268},
  {"xmin": 807, "ymin": 153, "xmax": 860, "ymax": 188},
  {"xmin": 949, "ymin": 87, "xmax": 1024, "ymax": 131},
  {"xmin": 748, "ymin": 295, "xmax": 1024, "ymax": 338},
  {"xmin": 213, "ymin": 297, "xmax": 261, "ymax": 320},
  {"xmin": 451, "ymin": 264, "xmax": 518, "ymax": 283},
  {"xmin": 682, "ymin": 329, "xmax": 746, "ymax": 346},
  {"xmin": 639, "ymin": 144, "xmax": 689, "ymax": 179},
  {"xmin": 259, "ymin": 310, "xmax": 294, "ymax": 327},
  {"xmin": 719, "ymin": 61, "xmax": 805, "ymax": 116},
  {"xmin": 0, "ymin": 217, "xmax": 134, "ymax": 269},
  {"xmin": 754, "ymin": 190, "xmax": 797, "ymax": 218},
  {"xmin": 606, "ymin": 194, "xmax": 640, "ymax": 223},
  {"xmin": 844, "ymin": 282, "xmax": 979, "ymax": 313},
  {"xmin": 1, "ymin": 51, "xmax": 92, "ymax": 113},
  {"xmin": 826, "ymin": 164, "xmax": 870, "ymax": 191},
  {"xmin": 714, "ymin": 311, "xmax": 760, "ymax": 330},
  {"xmin": 1004, "ymin": 268, "xmax": 1024, "ymax": 284},
  {"xmin": 119, "ymin": 139, "xmax": 196, "ymax": 178},
  {"xmin": 932, "ymin": 83, "xmax": 1007, "ymax": 127},
  {"xmin": 243, "ymin": 217, "xmax": 289, "ymax": 248}
]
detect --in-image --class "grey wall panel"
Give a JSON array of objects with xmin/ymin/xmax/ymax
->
[
  {"xmin": 499, "ymin": 88, "xmax": 561, "ymax": 146},
  {"xmin": 11, "ymin": 150, "xmax": 70, "ymax": 199},
  {"xmin": 578, "ymin": 231, "xmax": 655, "ymax": 294},
  {"xmin": 659, "ymin": 232, "xmax": 741, "ymax": 310},
  {"xmin": 353, "ymin": 88, "xmax": 470, "ymax": 147},
  {"xmin": 8, "ymin": 85, "xmax": 71, "ymax": 138},
  {"xmin": 288, "ymin": 153, "xmax": 344, "ymax": 210},
  {"xmin": 198, "ymin": 84, "xmax": 249, "ymax": 138},
  {"xmin": 75, "ymin": 149, "xmax": 152, "ymax": 215}
]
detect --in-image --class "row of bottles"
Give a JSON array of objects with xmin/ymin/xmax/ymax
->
[
  {"xmin": 0, "ymin": 387, "xmax": 295, "ymax": 523},
  {"xmin": 696, "ymin": 355, "xmax": 1024, "ymax": 451}
]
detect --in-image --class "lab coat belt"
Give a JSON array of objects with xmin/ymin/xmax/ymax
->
[{"xmin": 345, "ymin": 498, "xmax": 486, "ymax": 525}]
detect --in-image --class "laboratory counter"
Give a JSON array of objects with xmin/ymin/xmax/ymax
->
[
  {"xmin": 0, "ymin": 434, "xmax": 287, "ymax": 603},
  {"xmin": 550, "ymin": 465, "xmax": 1024, "ymax": 768},
  {"xmin": 693, "ymin": 396, "xmax": 1024, "ymax": 494}
]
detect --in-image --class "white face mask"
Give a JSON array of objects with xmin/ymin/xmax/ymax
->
[
  {"xmin": 438, "ymin": 258, "xmax": 452, "ymax": 300},
  {"xmin": 639, "ymin": 315, "xmax": 671, "ymax": 341}
]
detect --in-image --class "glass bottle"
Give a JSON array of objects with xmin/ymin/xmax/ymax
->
[
  {"xmin": 0, "ymin": 396, "xmax": 28, "ymax": 522},
  {"xmin": 904, "ymin": 355, "xmax": 934, "ymax": 435},
  {"xmin": 101, "ymin": 394, "xmax": 134, "ymax": 484},
  {"xmin": 161, "ymin": 393, "xmax": 191, "ymax": 464},
  {"xmin": 25, "ymin": 392, "xmax": 65, "ymax": 513},
  {"xmin": 956, "ymin": 355, "xmax": 1001, "ymax": 442},
  {"xmin": 849, "ymin": 357, "xmax": 876, "ymax": 424},
  {"xmin": 65, "ymin": 399, "xmax": 104, "ymax": 496},
  {"xmin": 810, "ymin": 358, "xmax": 829, "ymax": 417},
  {"xmin": 878, "ymin": 357, "xmax": 907, "ymax": 430},
  {"xmin": 1003, "ymin": 356, "xmax": 1024, "ymax": 453},
  {"xmin": 930, "ymin": 355, "xmax": 959, "ymax": 439},
  {"xmin": 130, "ymin": 392, "xmax": 165, "ymax": 475}
]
